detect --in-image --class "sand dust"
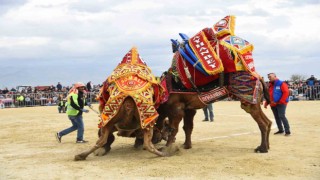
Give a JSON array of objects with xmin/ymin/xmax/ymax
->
[{"xmin": 0, "ymin": 101, "xmax": 319, "ymax": 179}]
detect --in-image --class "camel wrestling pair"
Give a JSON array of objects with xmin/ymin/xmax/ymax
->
[{"xmin": 74, "ymin": 15, "xmax": 272, "ymax": 161}]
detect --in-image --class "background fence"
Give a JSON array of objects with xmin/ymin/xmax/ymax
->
[
  {"xmin": 0, "ymin": 92, "xmax": 99, "ymax": 109},
  {"xmin": 1, "ymin": 85, "xmax": 319, "ymax": 109},
  {"xmin": 288, "ymin": 85, "xmax": 320, "ymax": 101}
]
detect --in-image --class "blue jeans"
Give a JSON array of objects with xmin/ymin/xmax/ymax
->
[
  {"xmin": 203, "ymin": 103, "xmax": 214, "ymax": 121},
  {"xmin": 271, "ymin": 104, "xmax": 290, "ymax": 133},
  {"xmin": 59, "ymin": 115, "xmax": 84, "ymax": 141}
]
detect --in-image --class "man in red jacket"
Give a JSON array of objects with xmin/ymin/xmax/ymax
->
[{"xmin": 264, "ymin": 73, "xmax": 291, "ymax": 136}]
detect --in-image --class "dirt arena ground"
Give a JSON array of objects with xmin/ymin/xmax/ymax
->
[{"xmin": 0, "ymin": 101, "xmax": 319, "ymax": 179}]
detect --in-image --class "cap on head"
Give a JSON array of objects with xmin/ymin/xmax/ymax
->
[{"xmin": 74, "ymin": 82, "xmax": 85, "ymax": 88}]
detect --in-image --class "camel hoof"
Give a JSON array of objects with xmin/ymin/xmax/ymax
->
[
  {"xmin": 134, "ymin": 138, "xmax": 144, "ymax": 148},
  {"xmin": 160, "ymin": 144, "xmax": 180, "ymax": 156},
  {"xmin": 183, "ymin": 144, "xmax": 192, "ymax": 149},
  {"xmin": 254, "ymin": 146, "xmax": 268, "ymax": 153},
  {"xmin": 74, "ymin": 154, "xmax": 87, "ymax": 161}
]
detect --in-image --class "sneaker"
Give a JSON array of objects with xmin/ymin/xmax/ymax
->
[
  {"xmin": 274, "ymin": 131, "xmax": 284, "ymax": 135},
  {"xmin": 55, "ymin": 132, "xmax": 61, "ymax": 143},
  {"xmin": 202, "ymin": 119, "xmax": 209, "ymax": 122},
  {"xmin": 76, "ymin": 140, "xmax": 88, "ymax": 143},
  {"xmin": 210, "ymin": 119, "xmax": 214, "ymax": 122}
]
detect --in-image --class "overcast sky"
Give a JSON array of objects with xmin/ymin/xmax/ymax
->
[{"xmin": 0, "ymin": 0, "xmax": 319, "ymax": 88}]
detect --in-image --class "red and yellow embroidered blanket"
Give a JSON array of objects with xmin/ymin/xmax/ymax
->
[
  {"xmin": 98, "ymin": 47, "xmax": 165, "ymax": 129},
  {"xmin": 171, "ymin": 52, "xmax": 218, "ymax": 89},
  {"xmin": 172, "ymin": 15, "xmax": 260, "ymax": 90},
  {"xmin": 188, "ymin": 31, "xmax": 224, "ymax": 75},
  {"xmin": 228, "ymin": 71, "xmax": 260, "ymax": 104}
]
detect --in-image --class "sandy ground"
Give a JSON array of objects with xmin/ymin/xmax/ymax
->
[{"xmin": 0, "ymin": 101, "xmax": 319, "ymax": 180}]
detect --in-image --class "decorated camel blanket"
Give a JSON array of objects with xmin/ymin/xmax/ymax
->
[
  {"xmin": 169, "ymin": 15, "xmax": 259, "ymax": 89},
  {"xmin": 170, "ymin": 51, "xmax": 218, "ymax": 89},
  {"xmin": 98, "ymin": 47, "xmax": 166, "ymax": 129},
  {"xmin": 227, "ymin": 71, "xmax": 260, "ymax": 104},
  {"xmin": 167, "ymin": 15, "xmax": 260, "ymax": 104}
]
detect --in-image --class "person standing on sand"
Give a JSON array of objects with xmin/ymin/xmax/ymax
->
[
  {"xmin": 55, "ymin": 82, "xmax": 91, "ymax": 143},
  {"xmin": 202, "ymin": 103, "xmax": 214, "ymax": 122},
  {"xmin": 264, "ymin": 73, "xmax": 291, "ymax": 136}
]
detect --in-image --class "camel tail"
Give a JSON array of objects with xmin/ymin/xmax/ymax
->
[{"xmin": 260, "ymin": 78, "xmax": 270, "ymax": 104}]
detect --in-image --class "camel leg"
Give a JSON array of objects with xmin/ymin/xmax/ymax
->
[
  {"xmin": 74, "ymin": 125, "xmax": 112, "ymax": 161},
  {"xmin": 143, "ymin": 128, "xmax": 166, "ymax": 156},
  {"xmin": 134, "ymin": 137, "xmax": 144, "ymax": 148},
  {"xmin": 98, "ymin": 128, "xmax": 115, "ymax": 154},
  {"xmin": 261, "ymin": 110, "xmax": 272, "ymax": 149},
  {"xmin": 241, "ymin": 102, "xmax": 272, "ymax": 153},
  {"xmin": 134, "ymin": 130, "xmax": 144, "ymax": 148},
  {"xmin": 166, "ymin": 104, "xmax": 184, "ymax": 147},
  {"xmin": 182, "ymin": 109, "xmax": 196, "ymax": 149},
  {"xmin": 152, "ymin": 113, "xmax": 167, "ymax": 144},
  {"xmin": 165, "ymin": 116, "xmax": 182, "ymax": 147},
  {"xmin": 101, "ymin": 133, "xmax": 115, "ymax": 154}
]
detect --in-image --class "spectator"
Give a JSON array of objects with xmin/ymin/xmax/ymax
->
[
  {"xmin": 0, "ymin": 100, "xmax": 4, "ymax": 109},
  {"xmin": 2, "ymin": 88, "xmax": 9, "ymax": 94},
  {"xmin": 50, "ymin": 85, "xmax": 55, "ymax": 92},
  {"xmin": 26, "ymin": 87, "xmax": 32, "ymax": 93},
  {"xmin": 58, "ymin": 98, "xmax": 67, "ymax": 113},
  {"xmin": 16, "ymin": 93, "xmax": 25, "ymax": 107},
  {"xmin": 264, "ymin": 73, "xmax": 291, "ymax": 136},
  {"xmin": 62, "ymin": 87, "xmax": 68, "ymax": 92},
  {"xmin": 86, "ymin": 81, "xmax": 92, "ymax": 92},
  {"xmin": 25, "ymin": 94, "xmax": 31, "ymax": 106},
  {"xmin": 56, "ymin": 82, "xmax": 62, "ymax": 91},
  {"xmin": 202, "ymin": 103, "xmax": 214, "ymax": 122},
  {"xmin": 306, "ymin": 75, "xmax": 317, "ymax": 86}
]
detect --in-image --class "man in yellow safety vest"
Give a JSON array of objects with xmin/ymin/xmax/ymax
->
[{"xmin": 55, "ymin": 82, "xmax": 91, "ymax": 143}]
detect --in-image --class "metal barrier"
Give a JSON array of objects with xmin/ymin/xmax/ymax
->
[
  {"xmin": 0, "ymin": 92, "xmax": 99, "ymax": 108},
  {"xmin": 288, "ymin": 85, "xmax": 320, "ymax": 101},
  {"xmin": 0, "ymin": 85, "xmax": 319, "ymax": 109}
]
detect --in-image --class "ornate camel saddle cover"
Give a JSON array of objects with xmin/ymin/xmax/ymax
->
[
  {"xmin": 166, "ymin": 15, "xmax": 260, "ymax": 104},
  {"xmin": 212, "ymin": 15, "xmax": 236, "ymax": 38},
  {"xmin": 169, "ymin": 15, "xmax": 260, "ymax": 91},
  {"xmin": 228, "ymin": 71, "xmax": 260, "ymax": 104},
  {"xmin": 171, "ymin": 51, "xmax": 218, "ymax": 89},
  {"xmin": 98, "ymin": 47, "xmax": 165, "ymax": 129},
  {"xmin": 188, "ymin": 31, "xmax": 224, "ymax": 75}
]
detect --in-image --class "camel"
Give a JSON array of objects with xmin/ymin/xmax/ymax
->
[
  {"xmin": 154, "ymin": 75, "xmax": 272, "ymax": 153},
  {"xmin": 153, "ymin": 15, "xmax": 272, "ymax": 153},
  {"xmin": 74, "ymin": 47, "xmax": 167, "ymax": 161}
]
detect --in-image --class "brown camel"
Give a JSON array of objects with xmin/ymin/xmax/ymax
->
[
  {"xmin": 75, "ymin": 47, "xmax": 168, "ymax": 161},
  {"xmin": 153, "ymin": 72, "xmax": 272, "ymax": 153},
  {"xmin": 74, "ymin": 97, "xmax": 167, "ymax": 161},
  {"xmin": 152, "ymin": 15, "xmax": 273, "ymax": 152}
]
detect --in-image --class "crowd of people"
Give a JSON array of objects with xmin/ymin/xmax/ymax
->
[
  {"xmin": 0, "ymin": 81, "xmax": 101, "ymax": 108},
  {"xmin": 282, "ymin": 75, "xmax": 320, "ymax": 100},
  {"xmin": 0, "ymin": 81, "xmax": 101, "ymax": 95},
  {"xmin": 0, "ymin": 75, "xmax": 319, "ymax": 109}
]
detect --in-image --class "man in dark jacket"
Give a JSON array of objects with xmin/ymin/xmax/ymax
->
[
  {"xmin": 86, "ymin": 81, "xmax": 92, "ymax": 92},
  {"xmin": 56, "ymin": 82, "xmax": 62, "ymax": 91}
]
